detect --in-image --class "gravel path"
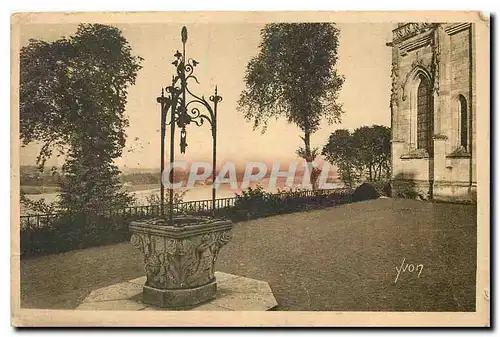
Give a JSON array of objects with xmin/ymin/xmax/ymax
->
[{"xmin": 20, "ymin": 198, "xmax": 477, "ymax": 311}]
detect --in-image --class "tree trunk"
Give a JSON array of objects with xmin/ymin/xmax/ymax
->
[
  {"xmin": 347, "ymin": 165, "xmax": 354, "ymax": 188},
  {"xmin": 303, "ymin": 130, "xmax": 311, "ymax": 158},
  {"xmin": 302, "ymin": 130, "xmax": 319, "ymax": 190}
]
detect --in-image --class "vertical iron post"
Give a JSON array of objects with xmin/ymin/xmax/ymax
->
[
  {"xmin": 212, "ymin": 86, "xmax": 219, "ymax": 216},
  {"xmin": 157, "ymin": 89, "xmax": 167, "ymax": 217},
  {"xmin": 169, "ymin": 76, "xmax": 176, "ymax": 225}
]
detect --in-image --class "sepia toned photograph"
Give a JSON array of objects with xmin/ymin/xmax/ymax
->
[{"xmin": 11, "ymin": 11, "xmax": 490, "ymax": 327}]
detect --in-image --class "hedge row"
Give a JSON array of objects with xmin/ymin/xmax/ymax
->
[
  {"xmin": 20, "ymin": 189, "xmax": 353, "ymax": 258},
  {"xmin": 215, "ymin": 187, "xmax": 353, "ymax": 221},
  {"xmin": 20, "ymin": 212, "xmax": 144, "ymax": 258}
]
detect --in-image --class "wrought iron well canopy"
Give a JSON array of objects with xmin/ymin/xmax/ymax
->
[{"xmin": 156, "ymin": 26, "xmax": 222, "ymax": 225}]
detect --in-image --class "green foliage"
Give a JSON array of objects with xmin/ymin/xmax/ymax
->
[
  {"xmin": 20, "ymin": 211, "xmax": 140, "ymax": 257},
  {"xmin": 143, "ymin": 191, "xmax": 186, "ymax": 207},
  {"xmin": 392, "ymin": 181, "xmax": 419, "ymax": 199},
  {"xmin": 322, "ymin": 129, "xmax": 362, "ymax": 188},
  {"xmin": 369, "ymin": 180, "xmax": 392, "ymax": 197},
  {"xmin": 238, "ymin": 23, "xmax": 344, "ymax": 133},
  {"xmin": 392, "ymin": 173, "xmax": 420, "ymax": 199},
  {"xmin": 232, "ymin": 185, "xmax": 269, "ymax": 219},
  {"xmin": 351, "ymin": 182, "xmax": 380, "ymax": 202},
  {"xmin": 223, "ymin": 185, "xmax": 352, "ymax": 221},
  {"xmin": 20, "ymin": 191, "xmax": 58, "ymax": 214},
  {"xmin": 238, "ymin": 23, "xmax": 344, "ymax": 189},
  {"xmin": 322, "ymin": 125, "xmax": 391, "ymax": 188},
  {"xmin": 352, "ymin": 125, "xmax": 391, "ymax": 182},
  {"xmin": 20, "ymin": 24, "xmax": 143, "ymax": 212},
  {"xmin": 59, "ymin": 156, "xmax": 134, "ymax": 212},
  {"xmin": 20, "ymin": 190, "xmax": 186, "ymax": 258},
  {"xmin": 20, "ymin": 188, "xmax": 354, "ymax": 257}
]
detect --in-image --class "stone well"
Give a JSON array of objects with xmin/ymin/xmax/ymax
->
[{"xmin": 129, "ymin": 215, "xmax": 233, "ymax": 308}]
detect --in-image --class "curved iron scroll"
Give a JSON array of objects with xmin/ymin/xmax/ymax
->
[{"xmin": 155, "ymin": 26, "xmax": 222, "ymax": 223}]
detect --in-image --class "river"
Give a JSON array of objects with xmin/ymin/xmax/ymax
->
[{"xmin": 21, "ymin": 178, "xmax": 343, "ymax": 215}]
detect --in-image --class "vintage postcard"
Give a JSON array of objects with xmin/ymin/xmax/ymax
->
[{"xmin": 11, "ymin": 11, "xmax": 490, "ymax": 327}]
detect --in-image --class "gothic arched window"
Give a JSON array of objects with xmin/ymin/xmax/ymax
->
[
  {"xmin": 458, "ymin": 95, "xmax": 469, "ymax": 150},
  {"xmin": 416, "ymin": 76, "xmax": 433, "ymax": 154}
]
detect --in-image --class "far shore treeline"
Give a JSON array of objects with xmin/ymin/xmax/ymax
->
[{"xmin": 20, "ymin": 164, "xmax": 341, "ymax": 191}]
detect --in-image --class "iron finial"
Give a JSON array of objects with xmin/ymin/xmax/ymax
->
[
  {"xmin": 181, "ymin": 26, "xmax": 188, "ymax": 44},
  {"xmin": 157, "ymin": 87, "xmax": 165, "ymax": 103}
]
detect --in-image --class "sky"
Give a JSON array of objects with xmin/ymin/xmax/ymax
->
[{"xmin": 19, "ymin": 22, "xmax": 394, "ymax": 170}]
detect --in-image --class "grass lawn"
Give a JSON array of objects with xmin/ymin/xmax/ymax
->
[{"xmin": 20, "ymin": 198, "xmax": 477, "ymax": 311}]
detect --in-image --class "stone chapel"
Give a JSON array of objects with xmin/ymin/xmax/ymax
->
[{"xmin": 388, "ymin": 23, "xmax": 476, "ymax": 202}]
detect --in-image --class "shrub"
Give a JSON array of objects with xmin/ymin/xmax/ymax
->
[
  {"xmin": 392, "ymin": 172, "xmax": 421, "ymax": 199},
  {"xmin": 392, "ymin": 180, "xmax": 420, "ymax": 199},
  {"xmin": 351, "ymin": 182, "xmax": 380, "ymax": 202},
  {"xmin": 232, "ymin": 185, "xmax": 268, "ymax": 219},
  {"xmin": 228, "ymin": 186, "xmax": 353, "ymax": 220},
  {"xmin": 20, "ymin": 211, "xmax": 145, "ymax": 258},
  {"xmin": 369, "ymin": 180, "xmax": 392, "ymax": 197}
]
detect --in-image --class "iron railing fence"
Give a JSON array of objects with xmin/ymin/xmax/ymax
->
[{"xmin": 20, "ymin": 188, "xmax": 352, "ymax": 229}]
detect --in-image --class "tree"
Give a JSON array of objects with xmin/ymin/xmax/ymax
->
[
  {"xmin": 322, "ymin": 125, "xmax": 391, "ymax": 187},
  {"xmin": 20, "ymin": 24, "xmax": 143, "ymax": 212},
  {"xmin": 238, "ymin": 23, "xmax": 344, "ymax": 189},
  {"xmin": 352, "ymin": 125, "xmax": 391, "ymax": 181},
  {"xmin": 322, "ymin": 129, "xmax": 362, "ymax": 188}
]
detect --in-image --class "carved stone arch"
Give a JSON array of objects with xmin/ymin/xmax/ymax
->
[
  {"xmin": 401, "ymin": 65, "xmax": 432, "ymax": 101},
  {"xmin": 404, "ymin": 65, "xmax": 433, "ymax": 151}
]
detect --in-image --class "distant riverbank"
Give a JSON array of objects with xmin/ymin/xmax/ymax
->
[{"xmin": 21, "ymin": 178, "xmax": 343, "ymax": 215}]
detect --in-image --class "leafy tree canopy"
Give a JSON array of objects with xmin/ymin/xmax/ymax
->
[
  {"xmin": 238, "ymin": 23, "xmax": 344, "ymax": 134},
  {"xmin": 322, "ymin": 125, "xmax": 391, "ymax": 188},
  {"xmin": 238, "ymin": 23, "xmax": 345, "ymax": 189},
  {"xmin": 352, "ymin": 125, "xmax": 391, "ymax": 181},
  {"xmin": 20, "ymin": 24, "xmax": 143, "ymax": 212},
  {"xmin": 21, "ymin": 24, "xmax": 143, "ymax": 162}
]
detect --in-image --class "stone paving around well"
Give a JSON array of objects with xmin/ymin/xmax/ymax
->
[{"xmin": 76, "ymin": 272, "xmax": 277, "ymax": 311}]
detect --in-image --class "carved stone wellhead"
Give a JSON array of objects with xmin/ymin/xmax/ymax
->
[
  {"xmin": 130, "ymin": 216, "xmax": 233, "ymax": 308},
  {"xmin": 130, "ymin": 26, "xmax": 234, "ymax": 309}
]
